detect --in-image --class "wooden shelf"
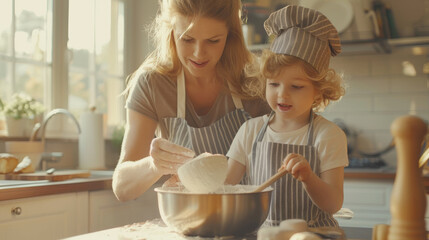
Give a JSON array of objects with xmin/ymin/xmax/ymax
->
[{"xmin": 248, "ymin": 36, "xmax": 429, "ymax": 55}]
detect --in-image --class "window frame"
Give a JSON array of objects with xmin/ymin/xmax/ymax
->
[{"xmin": 0, "ymin": 0, "xmax": 131, "ymax": 139}]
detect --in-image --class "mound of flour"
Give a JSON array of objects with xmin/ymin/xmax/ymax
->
[{"xmin": 177, "ymin": 152, "xmax": 228, "ymax": 193}]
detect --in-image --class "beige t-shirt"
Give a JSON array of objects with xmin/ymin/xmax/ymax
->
[{"xmin": 126, "ymin": 70, "xmax": 271, "ymax": 139}]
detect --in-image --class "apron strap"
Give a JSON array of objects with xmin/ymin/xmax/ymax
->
[
  {"xmin": 252, "ymin": 110, "xmax": 315, "ymax": 149},
  {"xmin": 227, "ymin": 81, "xmax": 244, "ymax": 109},
  {"xmin": 306, "ymin": 110, "xmax": 315, "ymax": 146},
  {"xmin": 251, "ymin": 111, "xmax": 274, "ymax": 160},
  {"xmin": 177, "ymin": 70, "xmax": 186, "ymax": 119}
]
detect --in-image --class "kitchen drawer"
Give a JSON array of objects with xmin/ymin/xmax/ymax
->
[
  {"xmin": 343, "ymin": 179, "xmax": 392, "ymax": 211},
  {"xmin": 0, "ymin": 192, "xmax": 88, "ymax": 240},
  {"xmin": 339, "ymin": 179, "xmax": 393, "ymax": 228},
  {"xmin": 88, "ymin": 185, "xmax": 161, "ymax": 232}
]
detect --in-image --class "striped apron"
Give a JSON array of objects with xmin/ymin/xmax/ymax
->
[
  {"xmin": 161, "ymin": 71, "xmax": 251, "ymax": 155},
  {"xmin": 247, "ymin": 111, "xmax": 338, "ymax": 227}
]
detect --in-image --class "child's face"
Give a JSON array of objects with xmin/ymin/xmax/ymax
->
[
  {"xmin": 173, "ymin": 15, "xmax": 228, "ymax": 79},
  {"xmin": 266, "ymin": 63, "xmax": 318, "ymax": 124}
]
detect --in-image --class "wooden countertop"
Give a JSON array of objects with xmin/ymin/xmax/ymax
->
[
  {"xmin": 344, "ymin": 168, "xmax": 429, "ymax": 193},
  {"xmin": 1, "ymin": 169, "xmax": 428, "ymax": 201},
  {"xmin": 0, "ymin": 175, "xmax": 112, "ymax": 201}
]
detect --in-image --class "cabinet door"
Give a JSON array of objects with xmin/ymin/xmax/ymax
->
[
  {"xmin": 337, "ymin": 179, "xmax": 393, "ymax": 228},
  {"xmin": 89, "ymin": 186, "xmax": 160, "ymax": 232},
  {"xmin": 0, "ymin": 192, "xmax": 88, "ymax": 240}
]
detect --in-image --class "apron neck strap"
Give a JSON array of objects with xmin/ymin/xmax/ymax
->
[
  {"xmin": 177, "ymin": 70, "xmax": 244, "ymax": 119},
  {"xmin": 177, "ymin": 70, "xmax": 186, "ymax": 119},
  {"xmin": 306, "ymin": 110, "xmax": 315, "ymax": 146},
  {"xmin": 256, "ymin": 110, "xmax": 315, "ymax": 146},
  {"xmin": 226, "ymin": 81, "xmax": 244, "ymax": 109},
  {"xmin": 256, "ymin": 111, "xmax": 274, "ymax": 142}
]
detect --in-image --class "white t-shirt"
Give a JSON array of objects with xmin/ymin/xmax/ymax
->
[{"xmin": 227, "ymin": 114, "xmax": 349, "ymax": 173}]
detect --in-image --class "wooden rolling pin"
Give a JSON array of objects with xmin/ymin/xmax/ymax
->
[{"xmin": 387, "ymin": 115, "xmax": 427, "ymax": 240}]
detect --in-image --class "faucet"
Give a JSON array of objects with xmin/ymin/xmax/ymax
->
[{"xmin": 38, "ymin": 108, "xmax": 81, "ymax": 170}]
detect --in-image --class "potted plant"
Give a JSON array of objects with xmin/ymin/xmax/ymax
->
[{"xmin": 1, "ymin": 93, "xmax": 45, "ymax": 137}]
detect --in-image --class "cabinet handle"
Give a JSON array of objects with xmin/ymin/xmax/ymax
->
[{"xmin": 11, "ymin": 207, "xmax": 22, "ymax": 216}]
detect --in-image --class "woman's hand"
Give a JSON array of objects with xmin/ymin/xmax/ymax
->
[
  {"xmin": 280, "ymin": 153, "xmax": 313, "ymax": 182},
  {"xmin": 150, "ymin": 137, "xmax": 195, "ymax": 175}
]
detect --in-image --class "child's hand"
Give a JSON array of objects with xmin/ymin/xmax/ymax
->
[{"xmin": 281, "ymin": 153, "xmax": 313, "ymax": 182}]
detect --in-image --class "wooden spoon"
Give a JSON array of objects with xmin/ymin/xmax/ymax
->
[
  {"xmin": 419, "ymin": 146, "xmax": 429, "ymax": 168},
  {"xmin": 252, "ymin": 168, "xmax": 288, "ymax": 192}
]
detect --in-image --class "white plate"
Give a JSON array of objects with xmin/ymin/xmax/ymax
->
[{"xmin": 299, "ymin": 0, "xmax": 354, "ymax": 33}]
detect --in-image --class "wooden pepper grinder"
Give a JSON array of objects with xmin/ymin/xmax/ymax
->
[{"xmin": 388, "ymin": 115, "xmax": 427, "ymax": 240}]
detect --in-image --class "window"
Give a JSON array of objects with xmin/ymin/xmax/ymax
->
[
  {"xmin": 68, "ymin": 0, "xmax": 125, "ymax": 130},
  {"xmin": 0, "ymin": 0, "xmax": 52, "ymax": 106},
  {"xmin": 0, "ymin": 0, "xmax": 126, "ymax": 137}
]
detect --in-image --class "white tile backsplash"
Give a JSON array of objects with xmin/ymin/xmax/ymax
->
[
  {"xmin": 370, "ymin": 56, "xmax": 393, "ymax": 76},
  {"xmin": 331, "ymin": 56, "xmax": 372, "ymax": 76},
  {"xmin": 323, "ymin": 50, "xmax": 429, "ymax": 167},
  {"xmin": 325, "ymin": 95, "xmax": 373, "ymax": 113},
  {"xmin": 350, "ymin": 76, "xmax": 391, "ymax": 95},
  {"xmin": 391, "ymin": 76, "xmax": 429, "ymax": 93},
  {"xmin": 373, "ymin": 94, "xmax": 429, "ymax": 112}
]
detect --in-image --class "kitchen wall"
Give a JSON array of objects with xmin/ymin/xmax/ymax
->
[
  {"xmin": 54, "ymin": 0, "xmax": 429, "ymax": 169},
  {"xmin": 2, "ymin": 50, "xmax": 425, "ymax": 170},
  {"xmin": 130, "ymin": 1, "xmax": 429, "ymax": 167},
  {"xmin": 322, "ymin": 48, "xmax": 429, "ymax": 166}
]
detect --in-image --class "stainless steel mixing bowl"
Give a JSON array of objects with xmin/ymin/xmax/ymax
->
[{"xmin": 155, "ymin": 186, "xmax": 272, "ymax": 237}]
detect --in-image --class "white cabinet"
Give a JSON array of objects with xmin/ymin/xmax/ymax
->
[
  {"xmin": 0, "ymin": 192, "xmax": 88, "ymax": 240},
  {"xmin": 88, "ymin": 185, "xmax": 160, "ymax": 232},
  {"xmin": 337, "ymin": 179, "xmax": 393, "ymax": 228}
]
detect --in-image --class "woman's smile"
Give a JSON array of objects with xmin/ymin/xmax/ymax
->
[
  {"xmin": 190, "ymin": 59, "xmax": 209, "ymax": 68},
  {"xmin": 174, "ymin": 16, "xmax": 228, "ymax": 78}
]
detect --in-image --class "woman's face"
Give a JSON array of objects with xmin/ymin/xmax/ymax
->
[
  {"xmin": 266, "ymin": 63, "xmax": 318, "ymax": 125},
  {"xmin": 173, "ymin": 15, "xmax": 228, "ymax": 78}
]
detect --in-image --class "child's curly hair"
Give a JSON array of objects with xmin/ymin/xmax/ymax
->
[{"xmin": 243, "ymin": 50, "xmax": 345, "ymax": 112}]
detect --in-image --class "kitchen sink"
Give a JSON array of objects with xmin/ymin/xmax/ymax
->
[
  {"xmin": 0, "ymin": 180, "xmax": 48, "ymax": 187},
  {"xmin": 89, "ymin": 170, "xmax": 113, "ymax": 179},
  {"xmin": 0, "ymin": 170, "xmax": 113, "ymax": 188}
]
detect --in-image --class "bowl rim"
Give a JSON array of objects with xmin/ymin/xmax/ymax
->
[{"xmin": 154, "ymin": 185, "xmax": 273, "ymax": 195}]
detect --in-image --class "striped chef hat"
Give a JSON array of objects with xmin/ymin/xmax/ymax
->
[{"xmin": 264, "ymin": 5, "xmax": 341, "ymax": 73}]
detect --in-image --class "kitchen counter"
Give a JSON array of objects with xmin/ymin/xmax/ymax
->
[
  {"xmin": 1, "ymin": 169, "xmax": 427, "ymax": 240},
  {"xmin": 64, "ymin": 219, "xmax": 373, "ymax": 240},
  {"xmin": 345, "ymin": 167, "xmax": 429, "ymax": 193},
  {"xmin": 1, "ymin": 169, "xmax": 429, "ymax": 201},
  {"xmin": 0, "ymin": 170, "xmax": 113, "ymax": 201}
]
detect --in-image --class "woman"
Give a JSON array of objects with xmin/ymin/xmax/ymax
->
[{"xmin": 112, "ymin": 0, "xmax": 270, "ymax": 201}]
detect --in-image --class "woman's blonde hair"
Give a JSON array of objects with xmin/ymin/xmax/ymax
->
[
  {"xmin": 126, "ymin": 0, "xmax": 259, "ymax": 98},
  {"xmin": 246, "ymin": 50, "xmax": 345, "ymax": 112}
]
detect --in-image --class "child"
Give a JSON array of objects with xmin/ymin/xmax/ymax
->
[{"xmin": 225, "ymin": 5, "xmax": 348, "ymax": 227}]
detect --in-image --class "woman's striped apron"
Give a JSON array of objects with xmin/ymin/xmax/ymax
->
[
  {"xmin": 247, "ymin": 111, "xmax": 338, "ymax": 227},
  {"xmin": 161, "ymin": 71, "xmax": 251, "ymax": 155}
]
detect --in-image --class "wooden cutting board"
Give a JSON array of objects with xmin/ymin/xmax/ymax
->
[{"xmin": 0, "ymin": 170, "xmax": 91, "ymax": 182}]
